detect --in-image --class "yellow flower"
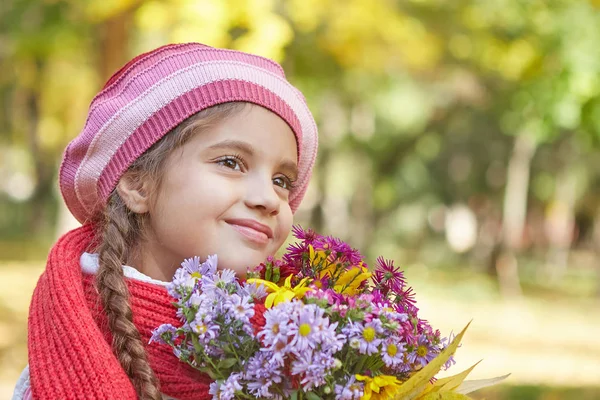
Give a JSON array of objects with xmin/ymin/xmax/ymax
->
[
  {"xmin": 309, "ymin": 244, "xmax": 329, "ymax": 263},
  {"xmin": 309, "ymin": 245, "xmax": 372, "ymax": 295},
  {"xmin": 246, "ymin": 275, "xmax": 312, "ymax": 308},
  {"xmin": 333, "ymin": 264, "xmax": 372, "ymax": 295},
  {"xmin": 309, "ymin": 245, "xmax": 336, "ymax": 276},
  {"xmin": 356, "ymin": 374, "xmax": 402, "ymax": 400}
]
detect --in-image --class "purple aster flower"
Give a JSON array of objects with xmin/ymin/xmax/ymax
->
[
  {"xmin": 173, "ymin": 347, "xmax": 183, "ymax": 360},
  {"xmin": 407, "ymin": 334, "xmax": 437, "ymax": 368},
  {"xmin": 378, "ymin": 306, "xmax": 409, "ymax": 329},
  {"xmin": 180, "ymin": 256, "xmax": 199, "ymax": 273},
  {"xmin": 244, "ymin": 352, "xmax": 285, "ymax": 397},
  {"xmin": 219, "ymin": 373, "xmax": 243, "ymax": 400},
  {"xmin": 186, "ymin": 292, "xmax": 220, "ymax": 325},
  {"xmin": 149, "ymin": 324, "xmax": 177, "ymax": 345},
  {"xmin": 241, "ymin": 281, "xmax": 268, "ymax": 300},
  {"xmin": 198, "ymin": 254, "xmax": 218, "ymax": 276},
  {"xmin": 201, "ymin": 268, "xmax": 237, "ymax": 294},
  {"xmin": 191, "ymin": 313, "xmax": 219, "ymax": 343},
  {"xmin": 341, "ymin": 318, "xmax": 383, "ymax": 355},
  {"xmin": 381, "ymin": 337, "xmax": 406, "ymax": 368},
  {"xmin": 208, "ymin": 381, "xmax": 221, "ymax": 399},
  {"xmin": 334, "ymin": 375, "xmax": 364, "ymax": 400},
  {"xmin": 188, "ymin": 291, "xmax": 217, "ymax": 311},
  {"xmin": 259, "ymin": 304, "xmax": 294, "ymax": 360},
  {"xmin": 290, "ymin": 351, "xmax": 334, "ymax": 391},
  {"xmin": 359, "ymin": 319, "xmax": 383, "ymax": 355},
  {"xmin": 225, "ymin": 293, "xmax": 254, "ymax": 323},
  {"xmin": 288, "ymin": 302, "xmax": 321, "ymax": 352},
  {"xmin": 309, "ymin": 311, "xmax": 345, "ymax": 353},
  {"xmin": 167, "ymin": 267, "xmax": 195, "ymax": 299},
  {"xmin": 342, "ymin": 320, "xmax": 374, "ymax": 354},
  {"xmin": 439, "ymin": 332, "xmax": 457, "ymax": 370}
]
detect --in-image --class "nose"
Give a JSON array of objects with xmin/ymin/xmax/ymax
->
[{"xmin": 244, "ymin": 173, "xmax": 280, "ymax": 215}]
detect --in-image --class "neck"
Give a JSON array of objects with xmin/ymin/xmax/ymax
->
[{"xmin": 127, "ymin": 241, "xmax": 180, "ymax": 282}]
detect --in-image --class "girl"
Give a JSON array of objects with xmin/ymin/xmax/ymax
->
[{"xmin": 14, "ymin": 42, "xmax": 318, "ymax": 400}]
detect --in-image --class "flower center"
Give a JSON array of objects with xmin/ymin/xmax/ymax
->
[
  {"xmin": 362, "ymin": 327, "xmax": 376, "ymax": 342},
  {"xmin": 417, "ymin": 345, "xmax": 428, "ymax": 357},
  {"xmin": 272, "ymin": 323, "xmax": 280, "ymax": 334},
  {"xmin": 196, "ymin": 324, "xmax": 207, "ymax": 334},
  {"xmin": 299, "ymin": 323, "xmax": 311, "ymax": 337},
  {"xmin": 274, "ymin": 340, "xmax": 286, "ymax": 352},
  {"xmin": 387, "ymin": 343, "xmax": 398, "ymax": 356},
  {"xmin": 191, "ymin": 272, "xmax": 202, "ymax": 279}
]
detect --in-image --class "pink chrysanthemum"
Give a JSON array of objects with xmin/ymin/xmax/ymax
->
[{"xmin": 373, "ymin": 257, "xmax": 406, "ymax": 295}]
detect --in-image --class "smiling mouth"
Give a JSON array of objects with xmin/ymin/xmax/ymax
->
[{"xmin": 226, "ymin": 219, "xmax": 273, "ymax": 245}]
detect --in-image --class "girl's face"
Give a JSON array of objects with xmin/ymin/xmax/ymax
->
[{"xmin": 134, "ymin": 104, "xmax": 298, "ymax": 280}]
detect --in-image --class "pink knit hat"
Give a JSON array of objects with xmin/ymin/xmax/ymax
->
[{"xmin": 59, "ymin": 43, "xmax": 318, "ymax": 223}]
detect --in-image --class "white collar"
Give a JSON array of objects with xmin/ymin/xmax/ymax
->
[{"xmin": 80, "ymin": 252, "xmax": 170, "ymax": 287}]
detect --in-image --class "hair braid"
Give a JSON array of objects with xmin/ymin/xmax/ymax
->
[
  {"xmin": 97, "ymin": 194, "xmax": 161, "ymax": 400},
  {"xmin": 93, "ymin": 102, "xmax": 246, "ymax": 399}
]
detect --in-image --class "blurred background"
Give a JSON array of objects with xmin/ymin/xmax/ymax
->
[{"xmin": 1, "ymin": 0, "xmax": 600, "ymax": 399}]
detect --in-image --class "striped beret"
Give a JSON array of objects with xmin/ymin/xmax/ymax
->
[{"xmin": 59, "ymin": 43, "xmax": 318, "ymax": 223}]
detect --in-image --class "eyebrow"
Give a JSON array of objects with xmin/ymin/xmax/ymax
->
[
  {"xmin": 207, "ymin": 139, "xmax": 299, "ymax": 180},
  {"xmin": 207, "ymin": 139, "xmax": 254, "ymax": 155}
]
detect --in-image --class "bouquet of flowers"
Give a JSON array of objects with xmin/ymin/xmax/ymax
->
[{"xmin": 151, "ymin": 226, "xmax": 506, "ymax": 399}]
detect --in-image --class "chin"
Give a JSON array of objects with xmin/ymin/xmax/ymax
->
[{"xmin": 219, "ymin": 254, "xmax": 267, "ymax": 276}]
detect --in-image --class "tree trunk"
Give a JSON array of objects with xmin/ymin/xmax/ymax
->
[
  {"xmin": 98, "ymin": 8, "xmax": 135, "ymax": 81},
  {"xmin": 25, "ymin": 58, "xmax": 54, "ymax": 236},
  {"xmin": 497, "ymin": 135, "xmax": 537, "ymax": 297},
  {"xmin": 592, "ymin": 211, "xmax": 600, "ymax": 298},
  {"xmin": 543, "ymin": 165, "xmax": 576, "ymax": 283}
]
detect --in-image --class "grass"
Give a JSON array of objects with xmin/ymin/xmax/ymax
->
[
  {"xmin": 402, "ymin": 264, "xmax": 600, "ymax": 399},
  {"xmin": 475, "ymin": 384, "xmax": 600, "ymax": 400}
]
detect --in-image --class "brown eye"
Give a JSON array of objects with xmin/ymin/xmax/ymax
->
[
  {"xmin": 273, "ymin": 176, "xmax": 294, "ymax": 190},
  {"xmin": 217, "ymin": 157, "xmax": 242, "ymax": 171}
]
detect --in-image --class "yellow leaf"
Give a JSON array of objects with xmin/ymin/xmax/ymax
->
[
  {"xmin": 419, "ymin": 392, "xmax": 473, "ymax": 400},
  {"xmin": 419, "ymin": 361, "xmax": 481, "ymax": 396},
  {"xmin": 456, "ymin": 374, "xmax": 511, "ymax": 395},
  {"xmin": 392, "ymin": 321, "xmax": 471, "ymax": 400}
]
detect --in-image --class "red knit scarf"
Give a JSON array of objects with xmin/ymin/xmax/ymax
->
[{"xmin": 28, "ymin": 224, "xmax": 212, "ymax": 399}]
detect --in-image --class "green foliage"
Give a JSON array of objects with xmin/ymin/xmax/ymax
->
[{"xmin": 3, "ymin": 0, "xmax": 600, "ymax": 291}]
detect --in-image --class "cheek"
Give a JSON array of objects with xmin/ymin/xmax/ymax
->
[{"xmin": 275, "ymin": 206, "xmax": 294, "ymax": 248}]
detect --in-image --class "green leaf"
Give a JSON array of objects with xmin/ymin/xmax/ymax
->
[
  {"xmin": 184, "ymin": 308, "xmax": 196, "ymax": 323},
  {"xmin": 265, "ymin": 264, "xmax": 272, "ymax": 281},
  {"xmin": 272, "ymin": 266, "xmax": 281, "ymax": 283},
  {"xmin": 197, "ymin": 366, "xmax": 220, "ymax": 380},
  {"xmin": 305, "ymin": 392, "xmax": 323, "ymax": 400},
  {"xmin": 217, "ymin": 357, "xmax": 237, "ymax": 370},
  {"xmin": 393, "ymin": 321, "xmax": 471, "ymax": 400},
  {"xmin": 290, "ymin": 391, "xmax": 299, "ymax": 400}
]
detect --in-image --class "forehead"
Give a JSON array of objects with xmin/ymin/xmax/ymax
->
[{"xmin": 197, "ymin": 104, "xmax": 298, "ymax": 162}]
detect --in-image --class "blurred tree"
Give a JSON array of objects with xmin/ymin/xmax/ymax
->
[{"xmin": 2, "ymin": 0, "xmax": 600, "ymax": 296}]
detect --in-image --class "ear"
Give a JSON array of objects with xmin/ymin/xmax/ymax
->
[{"xmin": 116, "ymin": 173, "xmax": 151, "ymax": 214}]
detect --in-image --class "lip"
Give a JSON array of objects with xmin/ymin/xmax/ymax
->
[{"xmin": 226, "ymin": 218, "xmax": 274, "ymax": 244}]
